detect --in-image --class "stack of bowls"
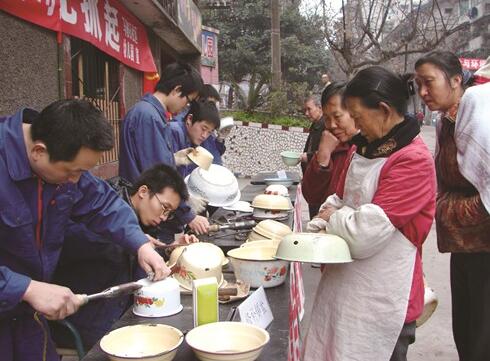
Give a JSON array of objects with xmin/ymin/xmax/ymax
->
[
  {"xmin": 185, "ymin": 164, "xmax": 240, "ymax": 207},
  {"xmin": 247, "ymin": 219, "xmax": 292, "ymax": 243},
  {"xmin": 251, "ymin": 194, "xmax": 292, "ymax": 220}
]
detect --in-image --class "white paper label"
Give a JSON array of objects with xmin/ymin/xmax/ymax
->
[
  {"xmin": 237, "ymin": 286, "xmax": 273, "ymax": 329},
  {"xmin": 276, "ymin": 170, "xmax": 287, "ymax": 179}
]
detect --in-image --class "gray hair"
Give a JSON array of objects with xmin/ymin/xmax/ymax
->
[{"xmin": 304, "ymin": 94, "xmax": 322, "ymax": 108}]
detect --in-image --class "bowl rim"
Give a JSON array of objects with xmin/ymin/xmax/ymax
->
[
  {"xmin": 273, "ymin": 254, "xmax": 353, "ymax": 263},
  {"xmin": 185, "ymin": 174, "xmax": 241, "ymax": 207},
  {"xmin": 227, "ymin": 247, "xmax": 279, "ymax": 261},
  {"xmin": 185, "ymin": 321, "xmax": 270, "ymax": 355},
  {"xmin": 280, "ymin": 150, "xmax": 301, "ymax": 158},
  {"xmin": 100, "ymin": 324, "xmax": 184, "ymax": 359}
]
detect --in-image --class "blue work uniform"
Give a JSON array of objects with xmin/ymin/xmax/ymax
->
[
  {"xmin": 50, "ymin": 177, "xmax": 154, "ymax": 349},
  {"xmin": 119, "ymin": 93, "xmax": 195, "ymax": 242},
  {"xmin": 168, "ymin": 120, "xmax": 224, "ymax": 178},
  {"xmin": 0, "ymin": 109, "xmax": 149, "ymax": 361}
]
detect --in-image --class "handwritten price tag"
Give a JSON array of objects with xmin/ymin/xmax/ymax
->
[{"xmin": 237, "ymin": 286, "xmax": 273, "ymax": 329}]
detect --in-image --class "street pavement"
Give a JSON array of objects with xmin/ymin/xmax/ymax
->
[{"xmin": 297, "ymin": 125, "xmax": 459, "ymax": 360}]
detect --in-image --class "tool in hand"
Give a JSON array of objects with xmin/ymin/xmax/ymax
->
[
  {"xmin": 208, "ymin": 220, "xmax": 256, "ymax": 233},
  {"xmin": 77, "ymin": 282, "xmax": 143, "ymax": 305}
]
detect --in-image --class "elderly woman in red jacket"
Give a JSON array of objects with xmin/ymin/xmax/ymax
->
[
  {"xmin": 301, "ymin": 83, "xmax": 358, "ymax": 221},
  {"xmin": 302, "ymin": 66, "xmax": 436, "ymax": 361}
]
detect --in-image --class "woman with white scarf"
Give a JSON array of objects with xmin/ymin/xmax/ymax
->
[{"xmin": 415, "ymin": 51, "xmax": 490, "ymax": 361}]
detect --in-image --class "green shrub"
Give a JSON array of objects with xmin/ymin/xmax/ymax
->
[{"xmin": 222, "ymin": 110, "xmax": 310, "ymax": 128}]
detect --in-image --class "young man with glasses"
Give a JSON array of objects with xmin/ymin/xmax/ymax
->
[{"xmin": 50, "ymin": 164, "xmax": 197, "ymax": 349}]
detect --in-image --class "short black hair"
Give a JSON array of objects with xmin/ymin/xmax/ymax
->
[
  {"xmin": 30, "ymin": 99, "xmax": 114, "ymax": 162},
  {"xmin": 321, "ymin": 82, "xmax": 346, "ymax": 107},
  {"xmin": 344, "ymin": 66, "xmax": 411, "ymax": 116},
  {"xmin": 188, "ymin": 99, "xmax": 220, "ymax": 129},
  {"xmin": 130, "ymin": 164, "xmax": 189, "ymax": 201},
  {"xmin": 201, "ymin": 84, "xmax": 221, "ymax": 101},
  {"xmin": 155, "ymin": 62, "xmax": 204, "ymax": 96}
]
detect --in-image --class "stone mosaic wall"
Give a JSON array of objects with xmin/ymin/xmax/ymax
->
[{"xmin": 222, "ymin": 121, "xmax": 309, "ymax": 177}]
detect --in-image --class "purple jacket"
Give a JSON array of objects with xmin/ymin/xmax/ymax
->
[{"xmin": 0, "ymin": 108, "xmax": 148, "ymax": 361}]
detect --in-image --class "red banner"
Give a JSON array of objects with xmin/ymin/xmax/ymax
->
[
  {"xmin": 459, "ymin": 57, "xmax": 486, "ymax": 71},
  {"xmin": 0, "ymin": 0, "xmax": 156, "ymax": 73}
]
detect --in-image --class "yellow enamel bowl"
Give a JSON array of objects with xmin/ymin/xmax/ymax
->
[
  {"xmin": 170, "ymin": 243, "xmax": 225, "ymax": 290},
  {"xmin": 168, "ymin": 245, "xmax": 228, "ymax": 268},
  {"xmin": 228, "ymin": 246, "xmax": 289, "ymax": 288},
  {"xmin": 240, "ymin": 239, "xmax": 281, "ymax": 249},
  {"xmin": 275, "ymin": 233, "xmax": 353, "ymax": 263},
  {"xmin": 185, "ymin": 321, "xmax": 270, "ymax": 361},
  {"xmin": 187, "ymin": 146, "xmax": 214, "ymax": 170},
  {"xmin": 247, "ymin": 230, "xmax": 270, "ymax": 242},
  {"xmin": 100, "ymin": 324, "xmax": 183, "ymax": 361},
  {"xmin": 251, "ymin": 194, "xmax": 291, "ymax": 211},
  {"xmin": 253, "ymin": 219, "xmax": 292, "ymax": 240}
]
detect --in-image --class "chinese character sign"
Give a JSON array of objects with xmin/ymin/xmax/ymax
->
[
  {"xmin": 459, "ymin": 57, "xmax": 486, "ymax": 71},
  {"xmin": 201, "ymin": 29, "xmax": 217, "ymax": 68},
  {"xmin": 0, "ymin": 0, "xmax": 156, "ymax": 72}
]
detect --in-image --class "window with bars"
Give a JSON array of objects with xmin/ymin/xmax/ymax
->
[{"xmin": 71, "ymin": 38, "xmax": 121, "ymax": 165}]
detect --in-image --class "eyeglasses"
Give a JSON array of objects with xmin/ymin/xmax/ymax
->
[{"xmin": 152, "ymin": 193, "xmax": 175, "ymax": 220}]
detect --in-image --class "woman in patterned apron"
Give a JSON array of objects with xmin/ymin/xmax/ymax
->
[{"xmin": 302, "ymin": 66, "xmax": 436, "ymax": 361}]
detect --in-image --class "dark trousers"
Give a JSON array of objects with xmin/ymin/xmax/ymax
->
[
  {"xmin": 451, "ymin": 252, "xmax": 490, "ymax": 361},
  {"xmin": 390, "ymin": 321, "xmax": 416, "ymax": 361},
  {"xmin": 308, "ymin": 204, "xmax": 320, "ymax": 220}
]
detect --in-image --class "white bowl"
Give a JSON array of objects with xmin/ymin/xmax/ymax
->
[
  {"xmin": 186, "ymin": 321, "xmax": 269, "ymax": 361},
  {"xmin": 185, "ymin": 164, "xmax": 240, "ymax": 207},
  {"xmin": 228, "ymin": 247, "xmax": 289, "ymax": 288},
  {"xmin": 223, "ymin": 201, "xmax": 253, "ymax": 213},
  {"xmin": 100, "ymin": 324, "xmax": 183, "ymax": 361},
  {"xmin": 280, "ymin": 151, "xmax": 301, "ymax": 166},
  {"xmin": 264, "ymin": 184, "xmax": 289, "ymax": 197},
  {"xmin": 133, "ymin": 278, "xmax": 182, "ymax": 318},
  {"xmin": 416, "ymin": 286, "xmax": 438, "ymax": 327},
  {"xmin": 219, "ymin": 116, "xmax": 235, "ymax": 131},
  {"xmin": 275, "ymin": 233, "xmax": 352, "ymax": 263}
]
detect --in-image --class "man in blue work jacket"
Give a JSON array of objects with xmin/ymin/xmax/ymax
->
[
  {"xmin": 119, "ymin": 62, "xmax": 210, "ymax": 241},
  {"xmin": 168, "ymin": 99, "xmax": 222, "ymax": 178},
  {"xmin": 0, "ymin": 99, "xmax": 169, "ymax": 361}
]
